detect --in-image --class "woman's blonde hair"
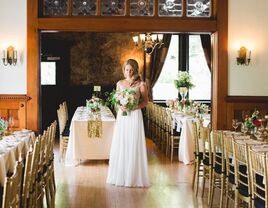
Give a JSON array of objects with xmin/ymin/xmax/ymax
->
[{"xmin": 122, "ymin": 59, "xmax": 141, "ymax": 86}]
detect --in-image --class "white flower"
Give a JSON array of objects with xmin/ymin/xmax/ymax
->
[{"xmin": 120, "ymin": 97, "xmax": 129, "ymax": 106}]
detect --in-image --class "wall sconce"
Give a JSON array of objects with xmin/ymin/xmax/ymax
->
[
  {"xmin": 236, "ymin": 46, "xmax": 251, "ymax": 66},
  {"xmin": 132, "ymin": 33, "xmax": 164, "ymax": 54},
  {"xmin": 2, "ymin": 46, "xmax": 17, "ymax": 66}
]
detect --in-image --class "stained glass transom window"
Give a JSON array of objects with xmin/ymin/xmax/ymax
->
[
  {"xmin": 186, "ymin": 0, "xmax": 210, "ymax": 17},
  {"xmin": 130, "ymin": 0, "xmax": 154, "ymax": 16},
  {"xmin": 101, "ymin": 0, "xmax": 126, "ymax": 16},
  {"xmin": 43, "ymin": 0, "xmax": 68, "ymax": 16},
  {"xmin": 158, "ymin": 0, "xmax": 182, "ymax": 16},
  {"xmin": 72, "ymin": 0, "xmax": 97, "ymax": 16}
]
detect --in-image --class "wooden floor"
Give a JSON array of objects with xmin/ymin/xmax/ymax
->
[{"xmin": 54, "ymin": 139, "xmax": 223, "ymax": 208}]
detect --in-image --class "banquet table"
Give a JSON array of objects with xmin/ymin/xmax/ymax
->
[
  {"xmin": 172, "ymin": 113, "xmax": 210, "ymax": 165},
  {"xmin": 0, "ymin": 130, "xmax": 34, "ymax": 186},
  {"xmin": 65, "ymin": 106, "xmax": 115, "ymax": 166}
]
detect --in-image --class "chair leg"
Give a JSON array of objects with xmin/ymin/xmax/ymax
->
[
  {"xmin": 207, "ymin": 168, "xmax": 213, "ymax": 206},
  {"xmin": 194, "ymin": 161, "xmax": 200, "ymax": 196},
  {"xmin": 201, "ymin": 170, "xmax": 206, "ymax": 197},
  {"xmin": 209, "ymin": 171, "xmax": 215, "ymax": 207},
  {"xmin": 219, "ymin": 175, "xmax": 225, "ymax": 208},
  {"xmin": 225, "ymin": 181, "xmax": 229, "ymax": 208}
]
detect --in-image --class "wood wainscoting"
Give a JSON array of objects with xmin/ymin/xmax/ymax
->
[
  {"xmin": 0, "ymin": 95, "xmax": 31, "ymax": 131},
  {"xmin": 226, "ymin": 96, "xmax": 268, "ymax": 130}
]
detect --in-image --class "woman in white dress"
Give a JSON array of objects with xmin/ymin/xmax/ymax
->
[{"xmin": 106, "ymin": 59, "xmax": 150, "ymax": 187}]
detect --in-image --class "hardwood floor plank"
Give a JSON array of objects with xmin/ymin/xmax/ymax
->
[{"xmin": 53, "ymin": 139, "xmax": 223, "ymax": 208}]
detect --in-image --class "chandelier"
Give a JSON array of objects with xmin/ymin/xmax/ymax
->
[{"xmin": 132, "ymin": 33, "xmax": 164, "ymax": 54}]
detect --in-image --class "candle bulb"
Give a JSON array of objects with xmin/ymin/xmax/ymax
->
[
  {"xmin": 14, "ymin": 51, "xmax": 17, "ymax": 59},
  {"xmin": 2, "ymin": 50, "xmax": 6, "ymax": 59}
]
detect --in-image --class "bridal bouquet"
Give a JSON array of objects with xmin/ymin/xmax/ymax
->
[
  {"xmin": 86, "ymin": 96, "xmax": 102, "ymax": 113},
  {"xmin": 111, "ymin": 89, "xmax": 138, "ymax": 116}
]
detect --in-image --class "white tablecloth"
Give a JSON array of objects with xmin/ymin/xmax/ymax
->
[
  {"xmin": 173, "ymin": 113, "xmax": 210, "ymax": 165},
  {"xmin": 0, "ymin": 130, "xmax": 34, "ymax": 186},
  {"xmin": 65, "ymin": 106, "xmax": 115, "ymax": 166}
]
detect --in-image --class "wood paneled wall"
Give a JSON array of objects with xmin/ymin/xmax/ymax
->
[
  {"xmin": 0, "ymin": 95, "xmax": 31, "ymax": 130},
  {"xmin": 226, "ymin": 96, "xmax": 268, "ymax": 130}
]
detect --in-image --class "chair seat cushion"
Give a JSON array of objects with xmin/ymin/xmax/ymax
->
[
  {"xmin": 254, "ymin": 197, "xmax": 265, "ymax": 208},
  {"xmin": 62, "ymin": 125, "xmax": 70, "ymax": 136}
]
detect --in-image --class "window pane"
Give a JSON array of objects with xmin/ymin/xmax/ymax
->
[
  {"xmin": 130, "ymin": 0, "xmax": 154, "ymax": 16},
  {"xmin": 72, "ymin": 0, "xmax": 97, "ymax": 16},
  {"xmin": 101, "ymin": 0, "xmax": 126, "ymax": 16},
  {"xmin": 186, "ymin": 0, "xmax": 210, "ymax": 17},
  {"xmin": 153, "ymin": 35, "xmax": 179, "ymax": 100},
  {"xmin": 41, "ymin": 62, "xmax": 56, "ymax": 85},
  {"xmin": 189, "ymin": 35, "xmax": 211, "ymax": 100},
  {"xmin": 158, "ymin": 0, "xmax": 182, "ymax": 16},
  {"xmin": 43, "ymin": 0, "xmax": 68, "ymax": 16}
]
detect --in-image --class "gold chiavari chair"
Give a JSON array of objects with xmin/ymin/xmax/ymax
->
[
  {"xmin": 2, "ymin": 160, "xmax": 23, "ymax": 208},
  {"xmin": 192, "ymin": 120, "xmax": 203, "ymax": 196},
  {"xmin": 27, "ymin": 136, "xmax": 41, "ymax": 208},
  {"xmin": 249, "ymin": 147, "xmax": 268, "ymax": 208},
  {"xmin": 210, "ymin": 130, "xmax": 225, "ymax": 208},
  {"xmin": 166, "ymin": 108, "xmax": 180, "ymax": 161},
  {"xmin": 223, "ymin": 133, "xmax": 236, "ymax": 208},
  {"xmin": 232, "ymin": 140, "xmax": 252, "ymax": 208},
  {"xmin": 21, "ymin": 148, "xmax": 34, "ymax": 208},
  {"xmin": 57, "ymin": 105, "xmax": 69, "ymax": 162},
  {"xmin": 199, "ymin": 125, "xmax": 213, "ymax": 205}
]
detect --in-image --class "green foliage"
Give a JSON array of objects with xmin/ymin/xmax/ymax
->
[{"xmin": 174, "ymin": 71, "xmax": 195, "ymax": 89}]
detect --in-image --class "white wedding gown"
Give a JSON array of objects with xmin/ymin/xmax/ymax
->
[{"xmin": 106, "ymin": 84, "xmax": 150, "ymax": 187}]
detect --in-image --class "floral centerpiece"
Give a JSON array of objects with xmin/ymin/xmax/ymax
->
[
  {"xmin": 86, "ymin": 96, "xmax": 102, "ymax": 113},
  {"xmin": 192, "ymin": 101, "xmax": 209, "ymax": 115},
  {"xmin": 0, "ymin": 117, "xmax": 7, "ymax": 136},
  {"xmin": 174, "ymin": 71, "xmax": 194, "ymax": 100},
  {"xmin": 244, "ymin": 109, "xmax": 262, "ymax": 130},
  {"xmin": 108, "ymin": 88, "xmax": 138, "ymax": 116}
]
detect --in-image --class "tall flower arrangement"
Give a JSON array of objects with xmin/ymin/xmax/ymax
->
[{"xmin": 174, "ymin": 71, "xmax": 195, "ymax": 89}]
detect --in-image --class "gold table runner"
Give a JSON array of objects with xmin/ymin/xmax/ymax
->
[{"xmin": 88, "ymin": 114, "xmax": 102, "ymax": 138}]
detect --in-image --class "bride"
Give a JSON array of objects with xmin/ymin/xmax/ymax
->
[{"xmin": 106, "ymin": 59, "xmax": 150, "ymax": 187}]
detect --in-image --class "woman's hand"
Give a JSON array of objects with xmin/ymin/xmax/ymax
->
[{"xmin": 119, "ymin": 105, "xmax": 127, "ymax": 112}]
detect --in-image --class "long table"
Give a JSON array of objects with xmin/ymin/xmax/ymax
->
[
  {"xmin": 172, "ymin": 113, "xmax": 210, "ymax": 165},
  {"xmin": 65, "ymin": 106, "xmax": 115, "ymax": 166},
  {"xmin": 0, "ymin": 130, "xmax": 34, "ymax": 186}
]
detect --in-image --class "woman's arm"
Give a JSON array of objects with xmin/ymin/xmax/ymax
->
[{"xmin": 138, "ymin": 82, "xmax": 149, "ymax": 109}]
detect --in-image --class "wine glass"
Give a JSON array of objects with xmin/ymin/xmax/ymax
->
[
  {"xmin": 241, "ymin": 123, "xmax": 248, "ymax": 134},
  {"xmin": 8, "ymin": 116, "xmax": 14, "ymax": 132},
  {"xmin": 232, "ymin": 119, "xmax": 240, "ymax": 132}
]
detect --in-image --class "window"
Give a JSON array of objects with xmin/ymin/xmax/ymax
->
[
  {"xmin": 41, "ymin": 62, "xmax": 56, "ymax": 85},
  {"xmin": 153, "ymin": 35, "xmax": 179, "ymax": 100},
  {"xmin": 188, "ymin": 35, "xmax": 211, "ymax": 100}
]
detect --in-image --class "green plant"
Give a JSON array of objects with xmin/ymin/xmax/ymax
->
[{"xmin": 174, "ymin": 71, "xmax": 194, "ymax": 89}]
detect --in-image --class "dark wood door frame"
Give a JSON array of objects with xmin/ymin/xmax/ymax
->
[{"xmin": 27, "ymin": 0, "xmax": 228, "ymax": 132}]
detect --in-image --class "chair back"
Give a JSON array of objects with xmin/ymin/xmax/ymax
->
[
  {"xmin": 200, "ymin": 125, "xmax": 212, "ymax": 165},
  {"xmin": 223, "ymin": 133, "xmax": 235, "ymax": 180},
  {"xmin": 2, "ymin": 160, "xmax": 23, "ymax": 208},
  {"xmin": 249, "ymin": 148, "xmax": 268, "ymax": 207},
  {"xmin": 232, "ymin": 140, "xmax": 252, "ymax": 202},
  {"xmin": 211, "ymin": 130, "xmax": 225, "ymax": 173}
]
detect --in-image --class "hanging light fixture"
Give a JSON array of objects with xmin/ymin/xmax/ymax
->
[{"xmin": 132, "ymin": 33, "xmax": 164, "ymax": 54}]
